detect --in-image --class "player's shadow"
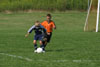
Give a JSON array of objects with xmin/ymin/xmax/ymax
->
[
  {"xmin": 46, "ymin": 49, "xmax": 66, "ymax": 52},
  {"xmin": 46, "ymin": 48, "xmax": 74, "ymax": 52}
]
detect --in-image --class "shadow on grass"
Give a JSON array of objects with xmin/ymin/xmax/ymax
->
[
  {"xmin": 46, "ymin": 48, "xmax": 75, "ymax": 52},
  {"xmin": 46, "ymin": 49, "xmax": 66, "ymax": 52}
]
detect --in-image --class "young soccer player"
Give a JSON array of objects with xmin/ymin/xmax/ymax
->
[
  {"xmin": 41, "ymin": 14, "xmax": 56, "ymax": 48},
  {"xmin": 25, "ymin": 21, "xmax": 47, "ymax": 53}
]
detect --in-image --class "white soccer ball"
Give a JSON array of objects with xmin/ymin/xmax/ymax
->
[{"xmin": 36, "ymin": 47, "xmax": 43, "ymax": 53}]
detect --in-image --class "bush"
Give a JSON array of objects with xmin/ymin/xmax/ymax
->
[{"xmin": 0, "ymin": 0, "xmax": 88, "ymax": 12}]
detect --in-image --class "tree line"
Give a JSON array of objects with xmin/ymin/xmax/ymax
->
[{"xmin": 0, "ymin": 0, "xmax": 88, "ymax": 12}]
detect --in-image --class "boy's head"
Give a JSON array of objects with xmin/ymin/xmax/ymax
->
[
  {"xmin": 47, "ymin": 14, "xmax": 51, "ymax": 21},
  {"xmin": 35, "ymin": 21, "xmax": 40, "ymax": 27}
]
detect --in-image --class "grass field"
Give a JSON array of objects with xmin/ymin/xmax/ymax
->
[{"xmin": 0, "ymin": 11, "xmax": 100, "ymax": 67}]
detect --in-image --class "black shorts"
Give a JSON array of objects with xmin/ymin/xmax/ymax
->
[{"xmin": 47, "ymin": 32, "xmax": 52, "ymax": 43}]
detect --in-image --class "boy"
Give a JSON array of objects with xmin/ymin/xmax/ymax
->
[
  {"xmin": 41, "ymin": 14, "xmax": 56, "ymax": 48},
  {"xmin": 25, "ymin": 21, "xmax": 47, "ymax": 53}
]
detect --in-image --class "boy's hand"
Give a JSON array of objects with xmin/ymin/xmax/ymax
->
[
  {"xmin": 25, "ymin": 34, "xmax": 28, "ymax": 37},
  {"xmin": 54, "ymin": 26, "xmax": 56, "ymax": 29},
  {"xmin": 43, "ymin": 38, "xmax": 47, "ymax": 41},
  {"xmin": 47, "ymin": 32, "xmax": 50, "ymax": 35},
  {"xmin": 25, "ymin": 33, "xmax": 29, "ymax": 37}
]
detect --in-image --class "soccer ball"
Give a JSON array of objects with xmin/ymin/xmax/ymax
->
[{"xmin": 36, "ymin": 47, "xmax": 43, "ymax": 53}]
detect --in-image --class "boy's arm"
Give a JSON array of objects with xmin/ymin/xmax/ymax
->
[
  {"xmin": 28, "ymin": 25, "xmax": 35, "ymax": 33},
  {"xmin": 25, "ymin": 25, "xmax": 35, "ymax": 37},
  {"xmin": 52, "ymin": 22, "xmax": 56, "ymax": 29}
]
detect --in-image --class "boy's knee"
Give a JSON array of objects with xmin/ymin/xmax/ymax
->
[{"xmin": 39, "ymin": 41, "xmax": 42, "ymax": 45}]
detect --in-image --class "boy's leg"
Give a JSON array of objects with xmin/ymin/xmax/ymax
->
[
  {"xmin": 38, "ymin": 35, "xmax": 45, "ymax": 51},
  {"xmin": 33, "ymin": 35, "xmax": 38, "ymax": 51},
  {"xmin": 39, "ymin": 41, "xmax": 45, "ymax": 51},
  {"xmin": 33, "ymin": 40, "xmax": 37, "ymax": 50},
  {"xmin": 47, "ymin": 32, "xmax": 52, "ymax": 43},
  {"xmin": 43, "ymin": 40, "xmax": 47, "ymax": 48},
  {"xmin": 43, "ymin": 32, "xmax": 52, "ymax": 48}
]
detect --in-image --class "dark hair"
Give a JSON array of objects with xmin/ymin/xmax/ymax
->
[{"xmin": 47, "ymin": 14, "xmax": 51, "ymax": 17}]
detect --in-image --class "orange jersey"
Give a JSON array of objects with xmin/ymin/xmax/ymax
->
[{"xmin": 41, "ymin": 20, "xmax": 55, "ymax": 32}]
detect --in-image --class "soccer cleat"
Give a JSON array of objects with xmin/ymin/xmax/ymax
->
[
  {"xmin": 34, "ymin": 50, "xmax": 37, "ymax": 53},
  {"xmin": 42, "ymin": 50, "xmax": 45, "ymax": 53}
]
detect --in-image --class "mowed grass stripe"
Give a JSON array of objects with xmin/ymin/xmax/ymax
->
[{"xmin": 0, "ymin": 12, "xmax": 100, "ymax": 67}]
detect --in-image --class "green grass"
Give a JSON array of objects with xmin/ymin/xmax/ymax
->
[{"xmin": 0, "ymin": 11, "xmax": 100, "ymax": 67}]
